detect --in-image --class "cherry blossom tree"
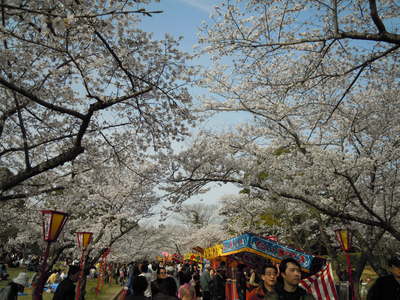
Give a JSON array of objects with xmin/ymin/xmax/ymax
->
[
  {"xmin": 217, "ymin": 191, "xmax": 397, "ymax": 299},
  {"xmin": 219, "ymin": 194, "xmax": 283, "ymax": 236},
  {"xmin": 165, "ymin": 0, "xmax": 400, "ymax": 241},
  {"xmin": 110, "ymin": 225, "xmax": 176, "ymax": 262},
  {"xmin": 158, "ymin": 6, "xmax": 400, "ymax": 296},
  {"xmin": 0, "ymin": 0, "xmax": 197, "ymax": 202},
  {"xmin": 159, "ymin": 222, "xmax": 227, "ymax": 255},
  {"xmin": 1, "ymin": 149, "xmax": 167, "ymax": 299},
  {"xmin": 174, "ymin": 203, "xmax": 220, "ymax": 229}
]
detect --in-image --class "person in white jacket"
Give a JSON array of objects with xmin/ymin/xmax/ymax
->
[
  {"xmin": 0, "ymin": 272, "xmax": 29, "ymax": 300},
  {"xmin": 139, "ymin": 263, "xmax": 153, "ymax": 299}
]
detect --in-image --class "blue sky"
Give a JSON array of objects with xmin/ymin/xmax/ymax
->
[
  {"xmin": 140, "ymin": 0, "xmax": 252, "ymax": 131},
  {"xmin": 138, "ymin": 0, "xmax": 242, "ymax": 208},
  {"xmin": 140, "ymin": 0, "xmax": 213, "ymax": 52}
]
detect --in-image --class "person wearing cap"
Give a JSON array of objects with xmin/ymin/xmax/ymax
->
[
  {"xmin": 0, "ymin": 272, "xmax": 29, "ymax": 300},
  {"xmin": 52, "ymin": 265, "xmax": 80, "ymax": 300},
  {"xmin": 366, "ymin": 254, "xmax": 400, "ymax": 300}
]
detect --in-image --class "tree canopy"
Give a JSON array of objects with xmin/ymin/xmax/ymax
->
[
  {"xmin": 164, "ymin": 0, "xmax": 400, "ymax": 243},
  {"xmin": 0, "ymin": 0, "xmax": 197, "ymax": 201}
]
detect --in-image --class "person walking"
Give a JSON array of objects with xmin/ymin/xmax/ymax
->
[
  {"xmin": 126, "ymin": 276, "xmax": 148, "ymax": 300},
  {"xmin": 275, "ymin": 258, "xmax": 315, "ymax": 300},
  {"xmin": 209, "ymin": 267, "xmax": 225, "ymax": 300},
  {"xmin": 152, "ymin": 277, "xmax": 178, "ymax": 300},
  {"xmin": 200, "ymin": 265, "xmax": 212, "ymax": 300},
  {"xmin": 0, "ymin": 262, "xmax": 9, "ymax": 280},
  {"xmin": 52, "ymin": 265, "xmax": 80, "ymax": 300},
  {"xmin": 367, "ymin": 254, "xmax": 400, "ymax": 300},
  {"xmin": 139, "ymin": 262, "xmax": 153, "ymax": 299},
  {"xmin": 178, "ymin": 272, "xmax": 196, "ymax": 300},
  {"xmin": 0, "ymin": 272, "xmax": 29, "ymax": 300},
  {"xmin": 236, "ymin": 264, "xmax": 247, "ymax": 300}
]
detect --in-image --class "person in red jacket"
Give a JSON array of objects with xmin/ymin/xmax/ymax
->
[{"xmin": 248, "ymin": 264, "xmax": 278, "ymax": 300}]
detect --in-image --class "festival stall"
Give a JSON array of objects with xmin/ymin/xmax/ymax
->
[
  {"xmin": 156, "ymin": 252, "xmax": 184, "ymax": 265},
  {"xmin": 221, "ymin": 233, "xmax": 326, "ymax": 273},
  {"xmin": 203, "ymin": 233, "xmax": 327, "ymax": 300},
  {"xmin": 203, "ymin": 243, "xmax": 224, "ymax": 268},
  {"xmin": 172, "ymin": 253, "xmax": 184, "ymax": 264},
  {"xmin": 203, "ymin": 243, "xmax": 238, "ymax": 300},
  {"xmin": 183, "ymin": 252, "xmax": 204, "ymax": 264}
]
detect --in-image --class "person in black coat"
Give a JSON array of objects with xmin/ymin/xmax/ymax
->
[
  {"xmin": 236, "ymin": 264, "xmax": 247, "ymax": 300},
  {"xmin": 126, "ymin": 275, "xmax": 149, "ymax": 300},
  {"xmin": 52, "ymin": 265, "xmax": 80, "ymax": 300},
  {"xmin": 367, "ymin": 255, "xmax": 400, "ymax": 300},
  {"xmin": 209, "ymin": 267, "xmax": 226, "ymax": 300}
]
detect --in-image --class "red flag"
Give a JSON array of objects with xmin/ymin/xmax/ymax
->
[{"xmin": 299, "ymin": 262, "xmax": 338, "ymax": 300}]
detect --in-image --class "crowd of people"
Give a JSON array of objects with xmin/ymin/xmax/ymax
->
[
  {"xmin": 1, "ymin": 253, "xmax": 400, "ymax": 300},
  {"xmin": 118, "ymin": 258, "xmax": 315, "ymax": 300},
  {"xmin": 119, "ymin": 254, "xmax": 400, "ymax": 300}
]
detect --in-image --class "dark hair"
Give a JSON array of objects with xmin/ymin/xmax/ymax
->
[
  {"xmin": 133, "ymin": 265, "xmax": 141, "ymax": 277},
  {"xmin": 140, "ymin": 263, "xmax": 148, "ymax": 273},
  {"xmin": 279, "ymin": 258, "xmax": 301, "ymax": 274},
  {"xmin": 68, "ymin": 265, "xmax": 80, "ymax": 276},
  {"xmin": 263, "ymin": 263, "xmax": 278, "ymax": 274},
  {"xmin": 180, "ymin": 272, "xmax": 192, "ymax": 285},
  {"xmin": 237, "ymin": 264, "xmax": 245, "ymax": 271},
  {"xmin": 133, "ymin": 276, "xmax": 148, "ymax": 295},
  {"xmin": 156, "ymin": 277, "xmax": 178, "ymax": 297}
]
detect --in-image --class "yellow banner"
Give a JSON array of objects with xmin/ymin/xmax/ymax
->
[{"xmin": 204, "ymin": 244, "xmax": 223, "ymax": 260}]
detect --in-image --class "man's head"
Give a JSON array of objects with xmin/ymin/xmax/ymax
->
[
  {"xmin": 388, "ymin": 255, "xmax": 400, "ymax": 280},
  {"xmin": 158, "ymin": 266, "xmax": 167, "ymax": 279},
  {"xmin": 68, "ymin": 265, "xmax": 81, "ymax": 282},
  {"xmin": 156, "ymin": 277, "xmax": 177, "ymax": 297},
  {"xmin": 140, "ymin": 263, "xmax": 149, "ymax": 273},
  {"xmin": 261, "ymin": 264, "xmax": 278, "ymax": 291},
  {"xmin": 205, "ymin": 264, "xmax": 211, "ymax": 271},
  {"xmin": 279, "ymin": 258, "xmax": 302, "ymax": 291},
  {"xmin": 166, "ymin": 265, "xmax": 175, "ymax": 275},
  {"xmin": 181, "ymin": 272, "xmax": 192, "ymax": 284},
  {"xmin": 134, "ymin": 276, "xmax": 148, "ymax": 295}
]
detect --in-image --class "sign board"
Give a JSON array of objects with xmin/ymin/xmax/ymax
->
[
  {"xmin": 221, "ymin": 233, "xmax": 325, "ymax": 273},
  {"xmin": 204, "ymin": 244, "xmax": 223, "ymax": 260}
]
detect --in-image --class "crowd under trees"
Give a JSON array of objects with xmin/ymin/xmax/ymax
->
[{"xmin": 0, "ymin": 1, "xmax": 399, "ymax": 299}]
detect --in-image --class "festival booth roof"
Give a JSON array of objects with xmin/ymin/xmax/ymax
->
[
  {"xmin": 220, "ymin": 233, "xmax": 326, "ymax": 274},
  {"xmin": 192, "ymin": 246, "xmax": 204, "ymax": 255}
]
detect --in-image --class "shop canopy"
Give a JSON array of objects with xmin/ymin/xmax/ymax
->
[{"xmin": 207, "ymin": 233, "xmax": 326, "ymax": 273}]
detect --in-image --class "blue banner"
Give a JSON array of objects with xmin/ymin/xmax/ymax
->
[{"xmin": 222, "ymin": 233, "xmax": 323, "ymax": 272}]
